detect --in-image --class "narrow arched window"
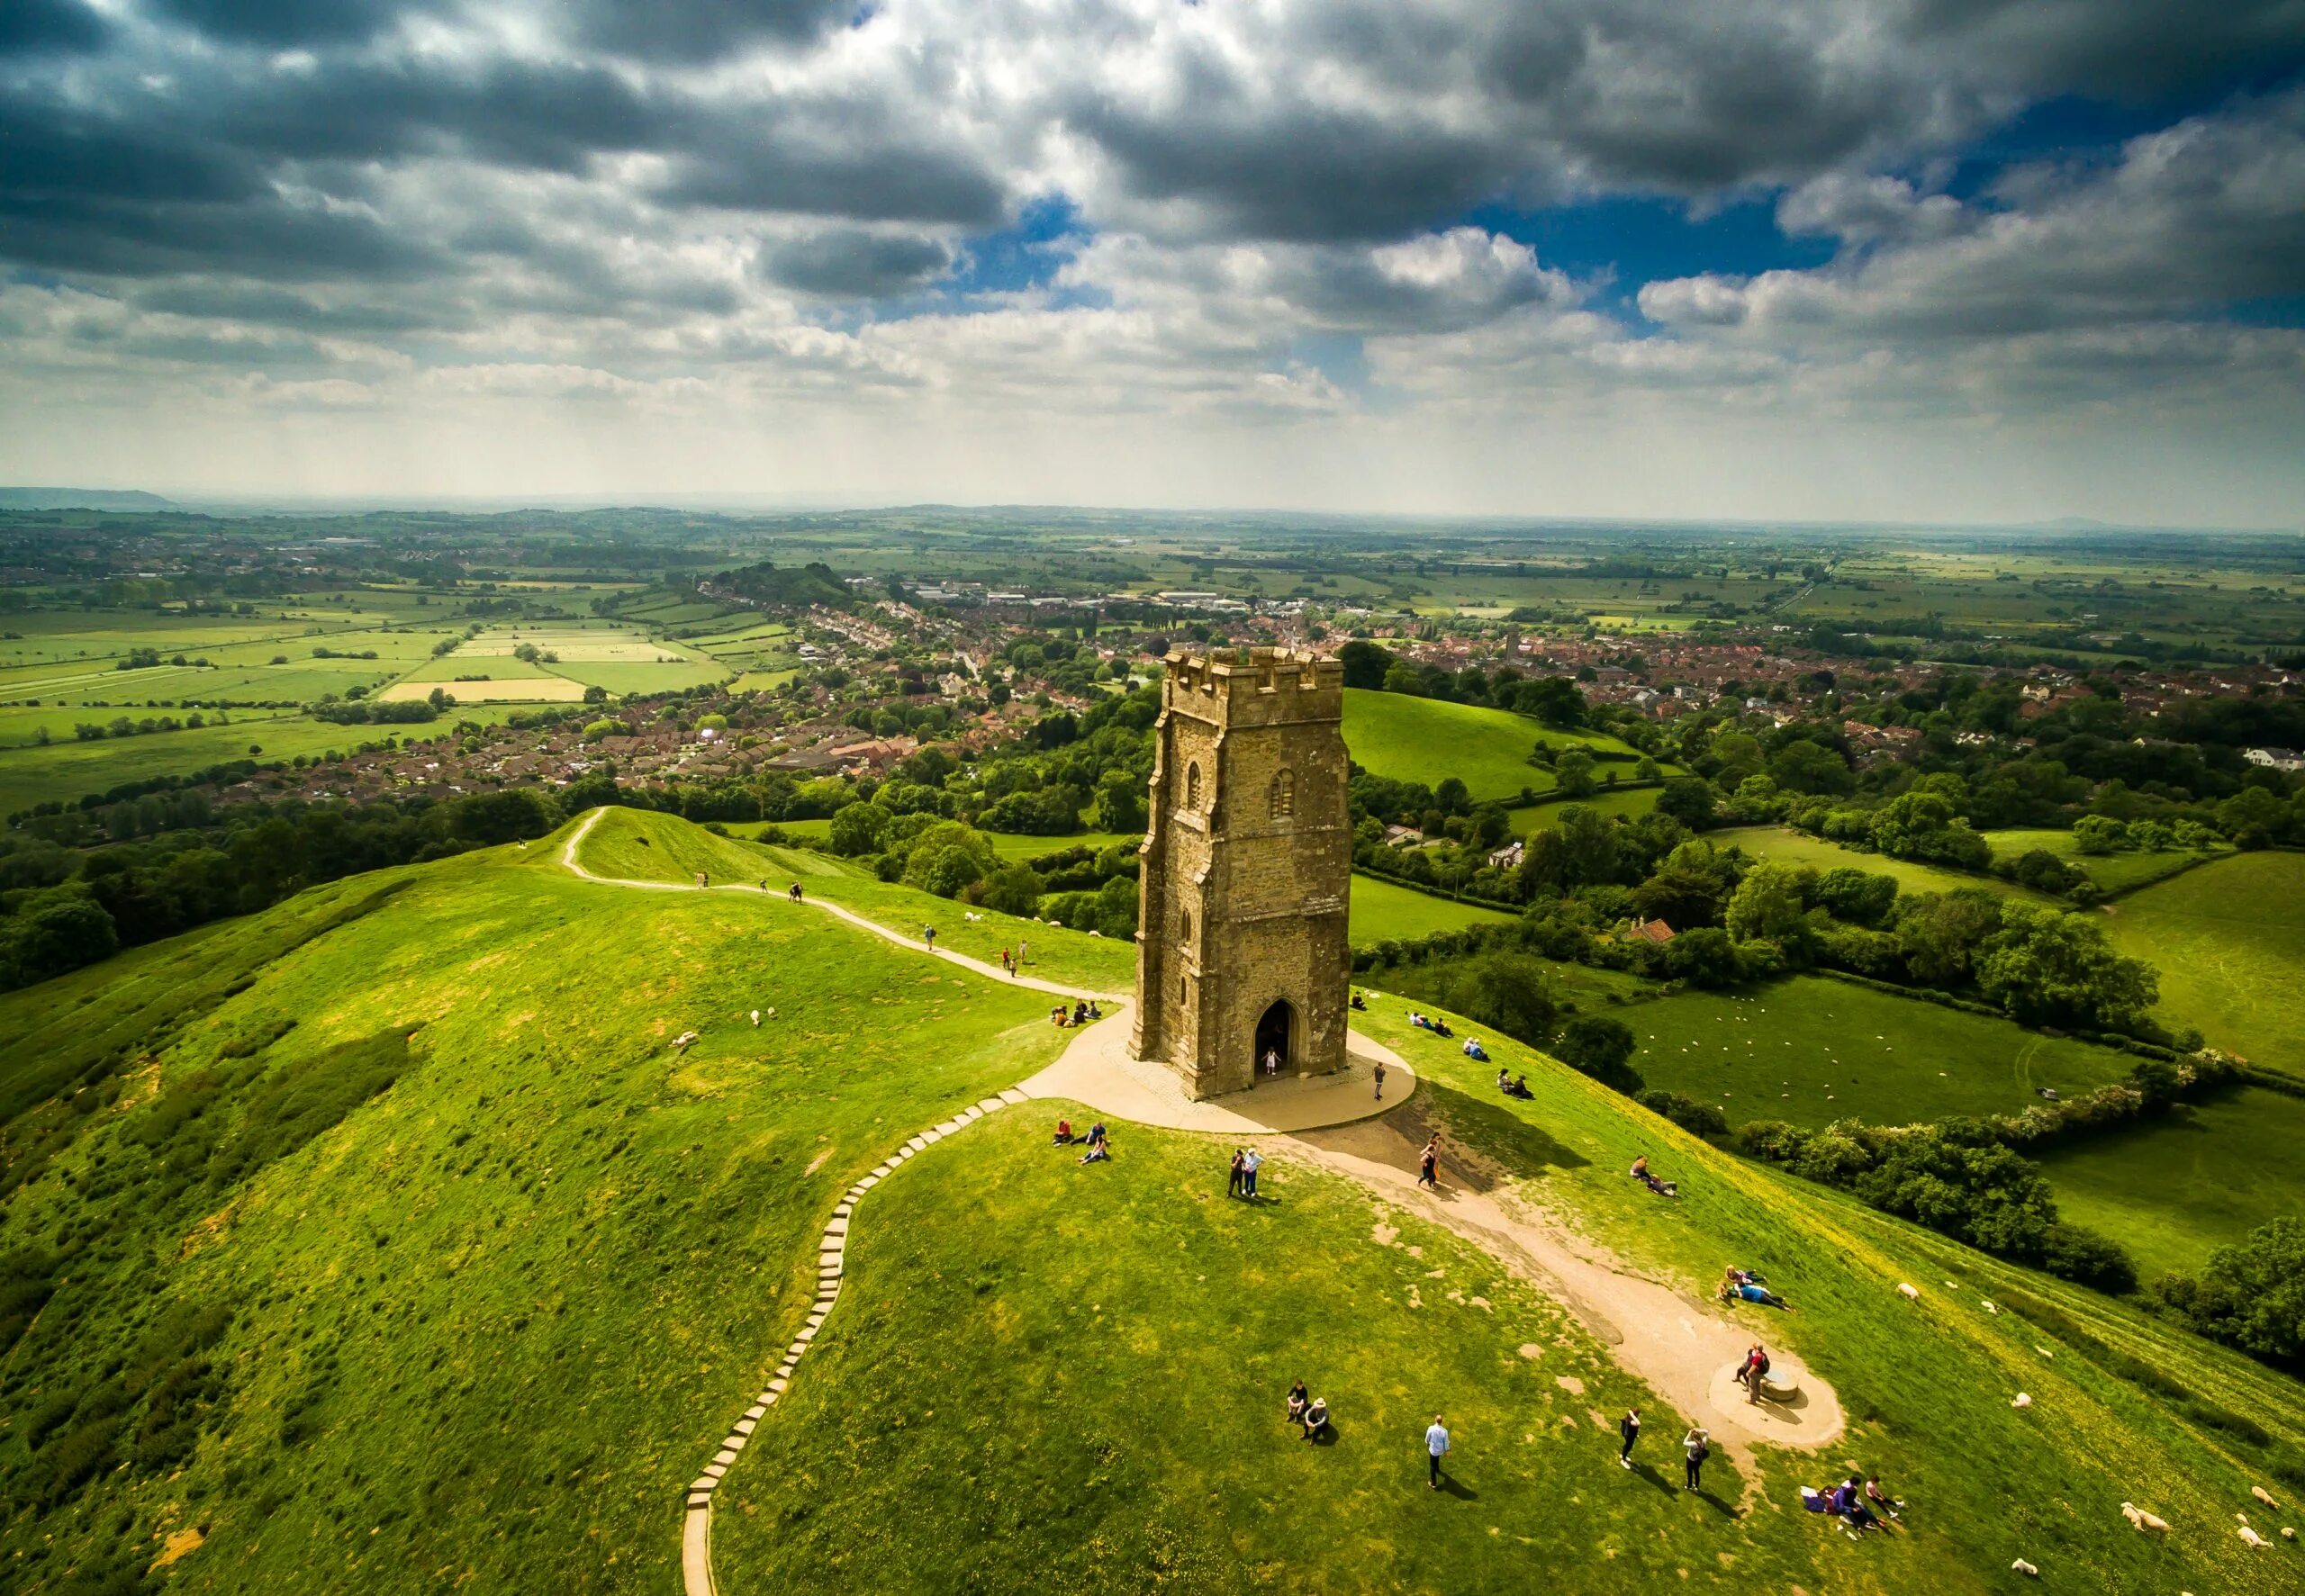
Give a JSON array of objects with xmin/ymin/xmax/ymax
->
[
  {"xmin": 1180, "ymin": 910, "xmax": 1194, "ymax": 944},
  {"xmin": 1185, "ymin": 762, "xmax": 1202, "ymax": 809},
  {"xmin": 1269, "ymin": 769, "xmax": 1295, "ymax": 818}
]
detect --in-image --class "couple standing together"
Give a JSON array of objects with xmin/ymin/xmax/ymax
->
[{"xmin": 1227, "ymin": 1146, "xmax": 1263, "ymax": 1198}]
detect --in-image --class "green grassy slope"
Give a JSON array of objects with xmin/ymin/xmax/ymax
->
[
  {"xmin": 2102, "ymin": 852, "xmax": 2305, "ymax": 1073},
  {"xmin": 718, "ymin": 978, "xmax": 2305, "ymax": 1594},
  {"xmin": 1512, "ymin": 785, "xmax": 1662, "ymax": 833},
  {"xmin": 0, "ymin": 825, "xmax": 1073, "ymax": 1593},
  {"xmin": 1721, "ymin": 827, "xmax": 2048, "ymax": 902},
  {"xmin": 1621, "ymin": 977, "xmax": 2141, "ymax": 1131},
  {"xmin": 1348, "ymin": 872, "xmax": 1517, "ymax": 946},
  {"xmin": 1342, "ymin": 690, "xmax": 1663, "ymax": 802},
  {"xmin": 4, "ymin": 812, "xmax": 2299, "ymax": 1596}
]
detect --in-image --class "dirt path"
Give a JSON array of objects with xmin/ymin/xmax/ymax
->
[
  {"xmin": 557, "ymin": 807, "xmax": 1125, "ymax": 1002},
  {"xmin": 1289, "ymin": 1112, "xmax": 1846, "ymax": 1462}
]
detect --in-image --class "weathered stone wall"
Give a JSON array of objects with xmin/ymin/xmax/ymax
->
[{"xmin": 1134, "ymin": 647, "xmax": 1352, "ymax": 1097}]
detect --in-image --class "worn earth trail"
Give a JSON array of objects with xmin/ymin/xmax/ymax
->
[{"xmin": 552, "ymin": 808, "xmax": 1844, "ymax": 1591}]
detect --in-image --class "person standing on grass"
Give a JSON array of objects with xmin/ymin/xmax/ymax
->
[
  {"xmin": 1228, "ymin": 1148, "xmax": 1245, "ymax": 1198},
  {"xmin": 1424, "ymin": 1415, "xmax": 1451, "ymax": 1490},
  {"xmin": 1684, "ymin": 1428, "xmax": 1710, "ymax": 1492},
  {"xmin": 1417, "ymin": 1135, "xmax": 1441, "ymax": 1191},
  {"xmin": 1617, "ymin": 1407, "xmax": 1641, "ymax": 1469},
  {"xmin": 1017, "ymin": 938, "xmax": 1028, "ymax": 970},
  {"xmin": 1373, "ymin": 1059, "xmax": 1387, "ymax": 1101},
  {"xmin": 1243, "ymin": 1146, "xmax": 1262, "ymax": 1199}
]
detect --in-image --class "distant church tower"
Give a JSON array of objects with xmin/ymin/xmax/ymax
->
[{"xmin": 1134, "ymin": 647, "xmax": 1353, "ymax": 1098}]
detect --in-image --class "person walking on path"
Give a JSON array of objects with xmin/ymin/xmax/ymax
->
[
  {"xmin": 1417, "ymin": 1135, "xmax": 1441, "ymax": 1191},
  {"xmin": 1243, "ymin": 1146, "xmax": 1263, "ymax": 1199},
  {"xmin": 1228, "ymin": 1148, "xmax": 1245, "ymax": 1198},
  {"xmin": 1373, "ymin": 1059, "xmax": 1387, "ymax": 1101},
  {"xmin": 1424, "ymin": 1416, "xmax": 1451, "ymax": 1490},
  {"xmin": 789, "ymin": 882, "xmax": 803, "ymax": 902},
  {"xmin": 1001, "ymin": 946, "xmax": 1013, "ymax": 975},
  {"xmin": 1617, "ymin": 1408, "xmax": 1641, "ymax": 1469},
  {"xmin": 923, "ymin": 924, "xmax": 936, "ymax": 950},
  {"xmin": 1683, "ymin": 1428, "xmax": 1709, "ymax": 1492}
]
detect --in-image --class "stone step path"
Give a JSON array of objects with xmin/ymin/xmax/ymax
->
[{"xmin": 679, "ymin": 1086, "xmax": 1034, "ymax": 1596}]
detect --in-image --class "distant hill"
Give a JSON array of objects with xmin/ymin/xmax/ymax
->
[
  {"xmin": 708, "ymin": 558, "xmax": 854, "ymax": 609},
  {"xmin": 0, "ymin": 487, "xmax": 173, "ymax": 510}
]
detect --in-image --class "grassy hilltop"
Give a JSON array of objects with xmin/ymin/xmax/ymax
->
[{"xmin": 0, "ymin": 811, "xmax": 2298, "ymax": 1594}]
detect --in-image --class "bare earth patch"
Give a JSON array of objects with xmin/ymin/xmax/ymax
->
[{"xmin": 1288, "ymin": 1114, "xmax": 1846, "ymax": 1461}]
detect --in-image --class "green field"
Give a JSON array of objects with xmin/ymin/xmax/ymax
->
[
  {"xmin": 1511, "ymin": 786, "xmax": 1662, "ymax": 834},
  {"xmin": 2103, "ymin": 852, "xmax": 2305, "ymax": 1072},
  {"xmin": 2038, "ymin": 1086, "xmax": 2305, "ymax": 1278},
  {"xmin": 1342, "ymin": 689, "xmax": 1660, "ymax": 802},
  {"xmin": 1987, "ymin": 828, "xmax": 2219, "ymax": 896},
  {"xmin": 1348, "ymin": 872, "xmax": 1518, "ymax": 945},
  {"xmin": 3, "ymin": 810, "xmax": 2298, "ymax": 1593},
  {"xmin": 1621, "ymin": 975, "xmax": 2140, "ymax": 1131},
  {"xmin": 0, "ymin": 716, "xmax": 375, "ymax": 814},
  {"xmin": 1721, "ymin": 827, "xmax": 2048, "ymax": 901}
]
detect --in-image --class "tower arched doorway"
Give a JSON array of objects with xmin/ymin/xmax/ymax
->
[{"xmin": 1253, "ymin": 999, "xmax": 1293, "ymax": 1084}]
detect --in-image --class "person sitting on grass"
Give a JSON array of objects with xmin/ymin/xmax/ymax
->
[
  {"xmin": 1350, "ymin": 991, "xmax": 1367, "ymax": 1011},
  {"xmin": 1053, "ymin": 1118, "xmax": 1074, "ymax": 1147},
  {"xmin": 1630, "ymin": 1156, "xmax": 1679, "ymax": 1197},
  {"xmin": 1287, "ymin": 1381, "xmax": 1309, "ymax": 1426},
  {"xmin": 1051, "ymin": 1005, "xmax": 1070, "ymax": 1027},
  {"xmin": 1432, "ymin": 1018, "xmax": 1454, "ymax": 1038},
  {"xmin": 1496, "ymin": 1067, "xmax": 1513, "ymax": 1093},
  {"xmin": 1508, "ymin": 1074, "xmax": 1533, "ymax": 1099},
  {"xmin": 1463, "ymin": 1038, "xmax": 1489, "ymax": 1062},
  {"xmin": 1300, "ymin": 1396, "xmax": 1330, "ymax": 1442},
  {"xmin": 1720, "ymin": 1279, "xmax": 1790, "ymax": 1310},
  {"xmin": 1078, "ymin": 1124, "xmax": 1110, "ymax": 1164},
  {"xmin": 1072, "ymin": 1000, "xmax": 1089, "ymax": 1025},
  {"xmin": 1863, "ymin": 1473, "xmax": 1903, "ymax": 1524},
  {"xmin": 1088, "ymin": 1001, "xmax": 1102, "ymax": 1021}
]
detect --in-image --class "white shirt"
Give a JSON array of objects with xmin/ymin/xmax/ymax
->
[
  {"xmin": 1426, "ymin": 1423, "xmax": 1450, "ymax": 1456},
  {"xmin": 1243, "ymin": 1150, "xmax": 1262, "ymax": 1173}
]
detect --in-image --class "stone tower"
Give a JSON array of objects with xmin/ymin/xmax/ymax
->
[{"xmin": 1134, "ymin": 646, "xmax": 1353, "ymax": 1098}]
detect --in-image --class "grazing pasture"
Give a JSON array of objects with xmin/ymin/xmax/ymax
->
[
  {"xmin": 2037, "ymin": 1086, "xmax": 2305, "ymax": 1278},
  {"xmin": 1347, "ymin": 871, "xmax": 1517, "ymax": 945},
  {"xmin": 1985, "ymin": 827, "xmax": 2218, "ymax": 895},
  {"xmin": 1342, "ymin": 689, "xmax": 1660, "ymax": 802},
  {"xmin": 1719, "ymin": 827, "xmax": 2047, "ymax": 901},
  {"xmin": 1618, "ymin": 975, "xmax": 2138, "ymax": 1131},
  {"xmin": 2102, "ymin": 851, "xmax": 2305, "ymax": 1073}
]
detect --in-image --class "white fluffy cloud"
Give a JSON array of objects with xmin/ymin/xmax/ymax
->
[{"xmin": 0, "ymin": 0, "xmax": 2300, "ymax": 520}]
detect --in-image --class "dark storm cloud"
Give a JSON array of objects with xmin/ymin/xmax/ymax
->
[
  {"xmin": 568, "ymin": 0, "xmax": 850, "ymax": 64},
  {"xmin": 1900, "ymin": 0, "xmax": 2305, "ymax": 101},
  {"xmin": 137, "ymin": 281, "xmax": 457, "ymax": 336},
  {"xmin": 148, "ymin": 0, "xmax": 417, "ymax": 47},
  {"xmin": 664, "ymin": 118, "xmax": 1005, "ymax": 226},
  {"xmin": 761, "ymin": 230, "xmax": 954, "ymax": 297},
  {"xmin": 0, "ymin": 0, "xmax": 112, "ymax": 56}
]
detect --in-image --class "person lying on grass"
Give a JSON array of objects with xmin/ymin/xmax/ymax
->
[
  {"xmin": 1721, "ymin": 1279, "xmax": 1791, "ymax": 1310},
  {"xmin": 1630, "ymin": 1156, "xmax": 1679, "ymax": 1197}
]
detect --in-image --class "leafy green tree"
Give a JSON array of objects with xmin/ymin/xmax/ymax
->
[
  {"xmin": 3, "ymin": 887, "xmax": 119, "ymax": 985},
  {"xmin": 1812, "ymin": 866, "xmax": 1898, "ymax": 926},
  {"xmin": 1093, "ymin": 770, "xmax": 1146, "ymax": 833},
  {"xmin": 1521, "ymin": 676, "xmax": 1586, "ymax": 727},
  {"xmin": 1654, "ymin": 777, "xmax": 1717, "ymax": 831},
  {"xmin": 1557, "ymin": 1014, "xmax": 1642, "ymax": 1094},
  {"xmin": 1725, "ymin": 862, "xmax": 1810, "ymax": 946},
  {"xmin": 2071, "ymin": 814, "xmax": 2128, "ymax": 855},
  {"xmin": 827, "ymin": 800, "xmax": 891, "ymax": 857},
  {"xmin": 2151, "ymin": 1218, "xmax": 2305, "ymax": 1369},
  {"xmin": 1381, "ymin": 663, "xmax": 1425, "ymax": 695},
  {"xmin": 1437, "ymin": 951, "xmax": 1559, "ymax": 1047},
  {"xmin": 1551, "ymin": 805, "xmax": 1619, "ymax": 888},
  {"xmin": 1664, "ymin": 926, "xmax": 1743, "ymax": 987},
  {"xmin": 1551, "ymin": 749, "xmax": 1596, "ymax": 798},
  {"xmin": 1767, "ymin": 738, "xmax": 1851, "ymax": 796},
  {"xmin": 1894, "ymin": 889, "xmax": 2005, "ymax": 987},
  {"xmin": 1975, "ymin": 906, "xmax": 2158, "ymax": 1032},
  {"xmin": 980, "ymin": 865, "xmax": 1043, "ymax": 917},
  {"xmin": 1336, "ymin": 639, "xmax": 1395, "ymax": 690},
  {"xmin": 1633, "ymin": 840, "xmax": 1734, "ymax": 929}
]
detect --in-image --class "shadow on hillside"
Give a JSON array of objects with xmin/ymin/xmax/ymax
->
[{"xmin": 1294, "ymin": 1079, "xmax": 1586, "ymax": 1195}]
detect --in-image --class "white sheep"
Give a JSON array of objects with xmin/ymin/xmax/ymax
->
[
  {"xmin": 1896, "ymin": 1282, "xmax": 1920, "ymax": 1301},
  {"xmin": 2252, "ymin": 1485, "xmax": 2280, "ymax": 1509},
  {"xmin": 2121, "ymin": 1502, "xmax": 2169, "ymax": 1535},
  {"xmin": 2011, "ymin": 1393, "xmax": 2032, "ymax": 1409},
  {"xmin": 2238, "ymin": 1526, "xmax": 2270, "ymax": 1550},
  {"xmin": 2011, "ymin": 1558, "xmax": 2038, "ymax": 1576}
]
